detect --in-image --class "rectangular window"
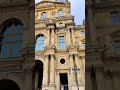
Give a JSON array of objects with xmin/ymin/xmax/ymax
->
[
  {"xmin": 59, "ymin": 36, "xmax": 65, "ymax": 49},
  {"xmin": 114, "ymin": 41, "xmax": 120, "ymax": 54},
  {"xmin": 111, "ymin": 12, "xmax": 120, "ymax": 24}
]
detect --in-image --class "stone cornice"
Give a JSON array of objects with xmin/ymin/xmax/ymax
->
[
  {"xmin": 86, "ymin": 44, "xmax": 105, "ymax": 53},
  {"xmin": 35, "ymin": 1, "xmax": 68, "ymax": 10},
  {"xmin": 86, "ymin": 1, "xmax": 120, "ymax": 11},
  {"xmin": 96, "ymin": 24, "xmax": 120, "ymax": 30},
  {"xmin": 0, "ymin": 0, "xmax": 29, "ymax": 8},
  {"xmin": 35, "ymin": 16, "xmax": 74, "ymax": 24}
]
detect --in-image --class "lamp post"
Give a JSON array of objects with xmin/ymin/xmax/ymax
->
[{"xmin": 72, "ymin": 65, "xmax": 80, "ymax": 90}]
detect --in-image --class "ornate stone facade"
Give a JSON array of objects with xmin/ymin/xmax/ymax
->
[
  {"xmin": 35, "ymin": 0, "xmax": 85, "ymax": 90},
  {"xmin": 86, "ymin": 0, "xmax": 120, "ymax": 90},
  {"xmin": 0, "ymin": 0, "xmax": 35, "ymax": 90}
]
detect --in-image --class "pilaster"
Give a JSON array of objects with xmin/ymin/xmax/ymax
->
[
  {"xmin": 42, "ymin": 55, "xmax": 49, "ymax": 86},
  {"xmin": 85, "ymin": 66, "xmax": 93, "ymax": 90},
  {"xmin": 95, "ymin": 65, "xmax": 104, "ymax": 90},
  {"xmin": 87, "ymin": 7, "xmax": 97, "ymax": 44},
  {"xmin": 50, "ymin": 54, "xmax": 55, "ymax": 85},
  {"xmin": 71, "ymin": 28, "xmax": 75, "ymax": 45},
  {"xmin": 51, "ymin": 28, "xmax": 55, "ymax": 45},
  {"xmin": 112, "ymin": 71, "xmax": 120, "ymax": 90}
]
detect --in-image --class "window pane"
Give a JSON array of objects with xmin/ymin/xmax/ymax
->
[
  {"xmin": 35, "ymin": 35, "xmax": 45, "ymax": 50},
  {"xmin": 58, "ymin": 10, "xmax": 64, "ymax": 17},
  {"xmin": 111, "ymin": 12, "xmax": 120, "ymax": 24},
  {"xmin": 0, "ymin": 23, "xmax": 23, "ymax": 58},
  {"xmin": 114, "ymin": 42, "xmax": 120, "ymax": 54},
  {"xmin": 81, "ymin": 31, "xmax": 85, "ymax": 36},
  {"xmin": 59, "ymin": 36, "xmax": 65, "ymax": 49},
  {"xmin": 41, "ymin": 12, "xmax": 47, "ymax": 20},
  {"xmin": 60, "ymin": 43, "xmax": 65, "ymax": 49}
]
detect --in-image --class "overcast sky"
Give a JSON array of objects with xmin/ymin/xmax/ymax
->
[{"xmin": 35, "ymin": 0, "xmax": 85, "ymax": 25}]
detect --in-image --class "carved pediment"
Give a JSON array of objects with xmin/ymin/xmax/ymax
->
[{"xmin": 36, "ymin": 1, "xmax": 55, "ymax": 8}]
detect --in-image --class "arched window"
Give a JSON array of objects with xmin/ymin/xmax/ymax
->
[
  {"xmin": 41, "ymin": 12, "xmax": 47, "ymax": 20},
  {"xmin": 111, "ymin": 11, "xmax": 120, "ymax": 24},
  {"xmin": 0, "ymin": 21, "xmax": 23, "ymax": 58},
  {"xmin": 58, "ymin": 10, "xmax": 64, "ymax": 17},
  {"xmin": 35, "ymin": 34, "xmax": 45, "ymax": 50}
]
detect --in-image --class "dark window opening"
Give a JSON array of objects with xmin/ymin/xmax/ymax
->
[
  {"xmin": 60, "ymin": 73, "xmax": 68, "ymax": 90},
  {"xmin": 35, "ymin": 60, "xmax": 43, "ymax": 90}
]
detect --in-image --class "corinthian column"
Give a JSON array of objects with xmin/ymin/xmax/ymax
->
[
  {"xmin": 50, "ymin": 54, "xmax": 55, "ymax": 85},
  {"xmin": 51, "ymin": 29, "xmax": 55, "ymax": 45},
  {"xmin": 43, "ymin": 55, "xmax": 49, "ymax": 85},
  {"xmin": 71, "ymin": 29, "xmax": 75, "ymax": 45}
]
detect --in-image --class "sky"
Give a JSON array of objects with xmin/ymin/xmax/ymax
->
[{"xmin": 35, "ymin": 0, "xmax": 85, "ymax": 25}]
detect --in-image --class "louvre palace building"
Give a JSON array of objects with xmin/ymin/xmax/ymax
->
[
  {"xmin": 0, "ymin": 0, "xmax": 85, "ymax": 90},
  {"xmin": 35, "ymin": 0, "xmax": 85, "ymax": 90},
  {"xmin": 86, "ymin": 0, "xmax": 120, "ymax": 90}
]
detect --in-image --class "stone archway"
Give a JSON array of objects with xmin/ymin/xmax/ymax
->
[
  {"xmin": 34, "ymin": 60, "xmax": 44, "ymax": 90},
  {"xmin": 0, "ymin": 79, "xmax": 20, "ymax": 90}
]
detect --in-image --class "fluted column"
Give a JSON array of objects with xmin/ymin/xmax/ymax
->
[
  {"xmin": 67, "ymin": 29, "xmax": 71, "ymax": 45},
  {"xmin": 47, "ymin": 29, "xmax": 50, "ymax": 45},
  {"xmin": 71, "ymin": 29, "xmax": 75, "ymax": 45},
  {"xmin": 75, "ymin": 54, "xmax": 81, "ymax": 84},
  {"xmin": 43, "ymin": 55, "xmax": 49, "ymax": 85},
  {"xmin": 51, "ymin": 29, "xmax": 55, "ymax": 45},
  {"xmin": 50, "ymin": 54, "xmax": 55, "ymax": 84},
  {"xmin": 69, "ymin": 54, "xmax": 75, "ymax": 83}
]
